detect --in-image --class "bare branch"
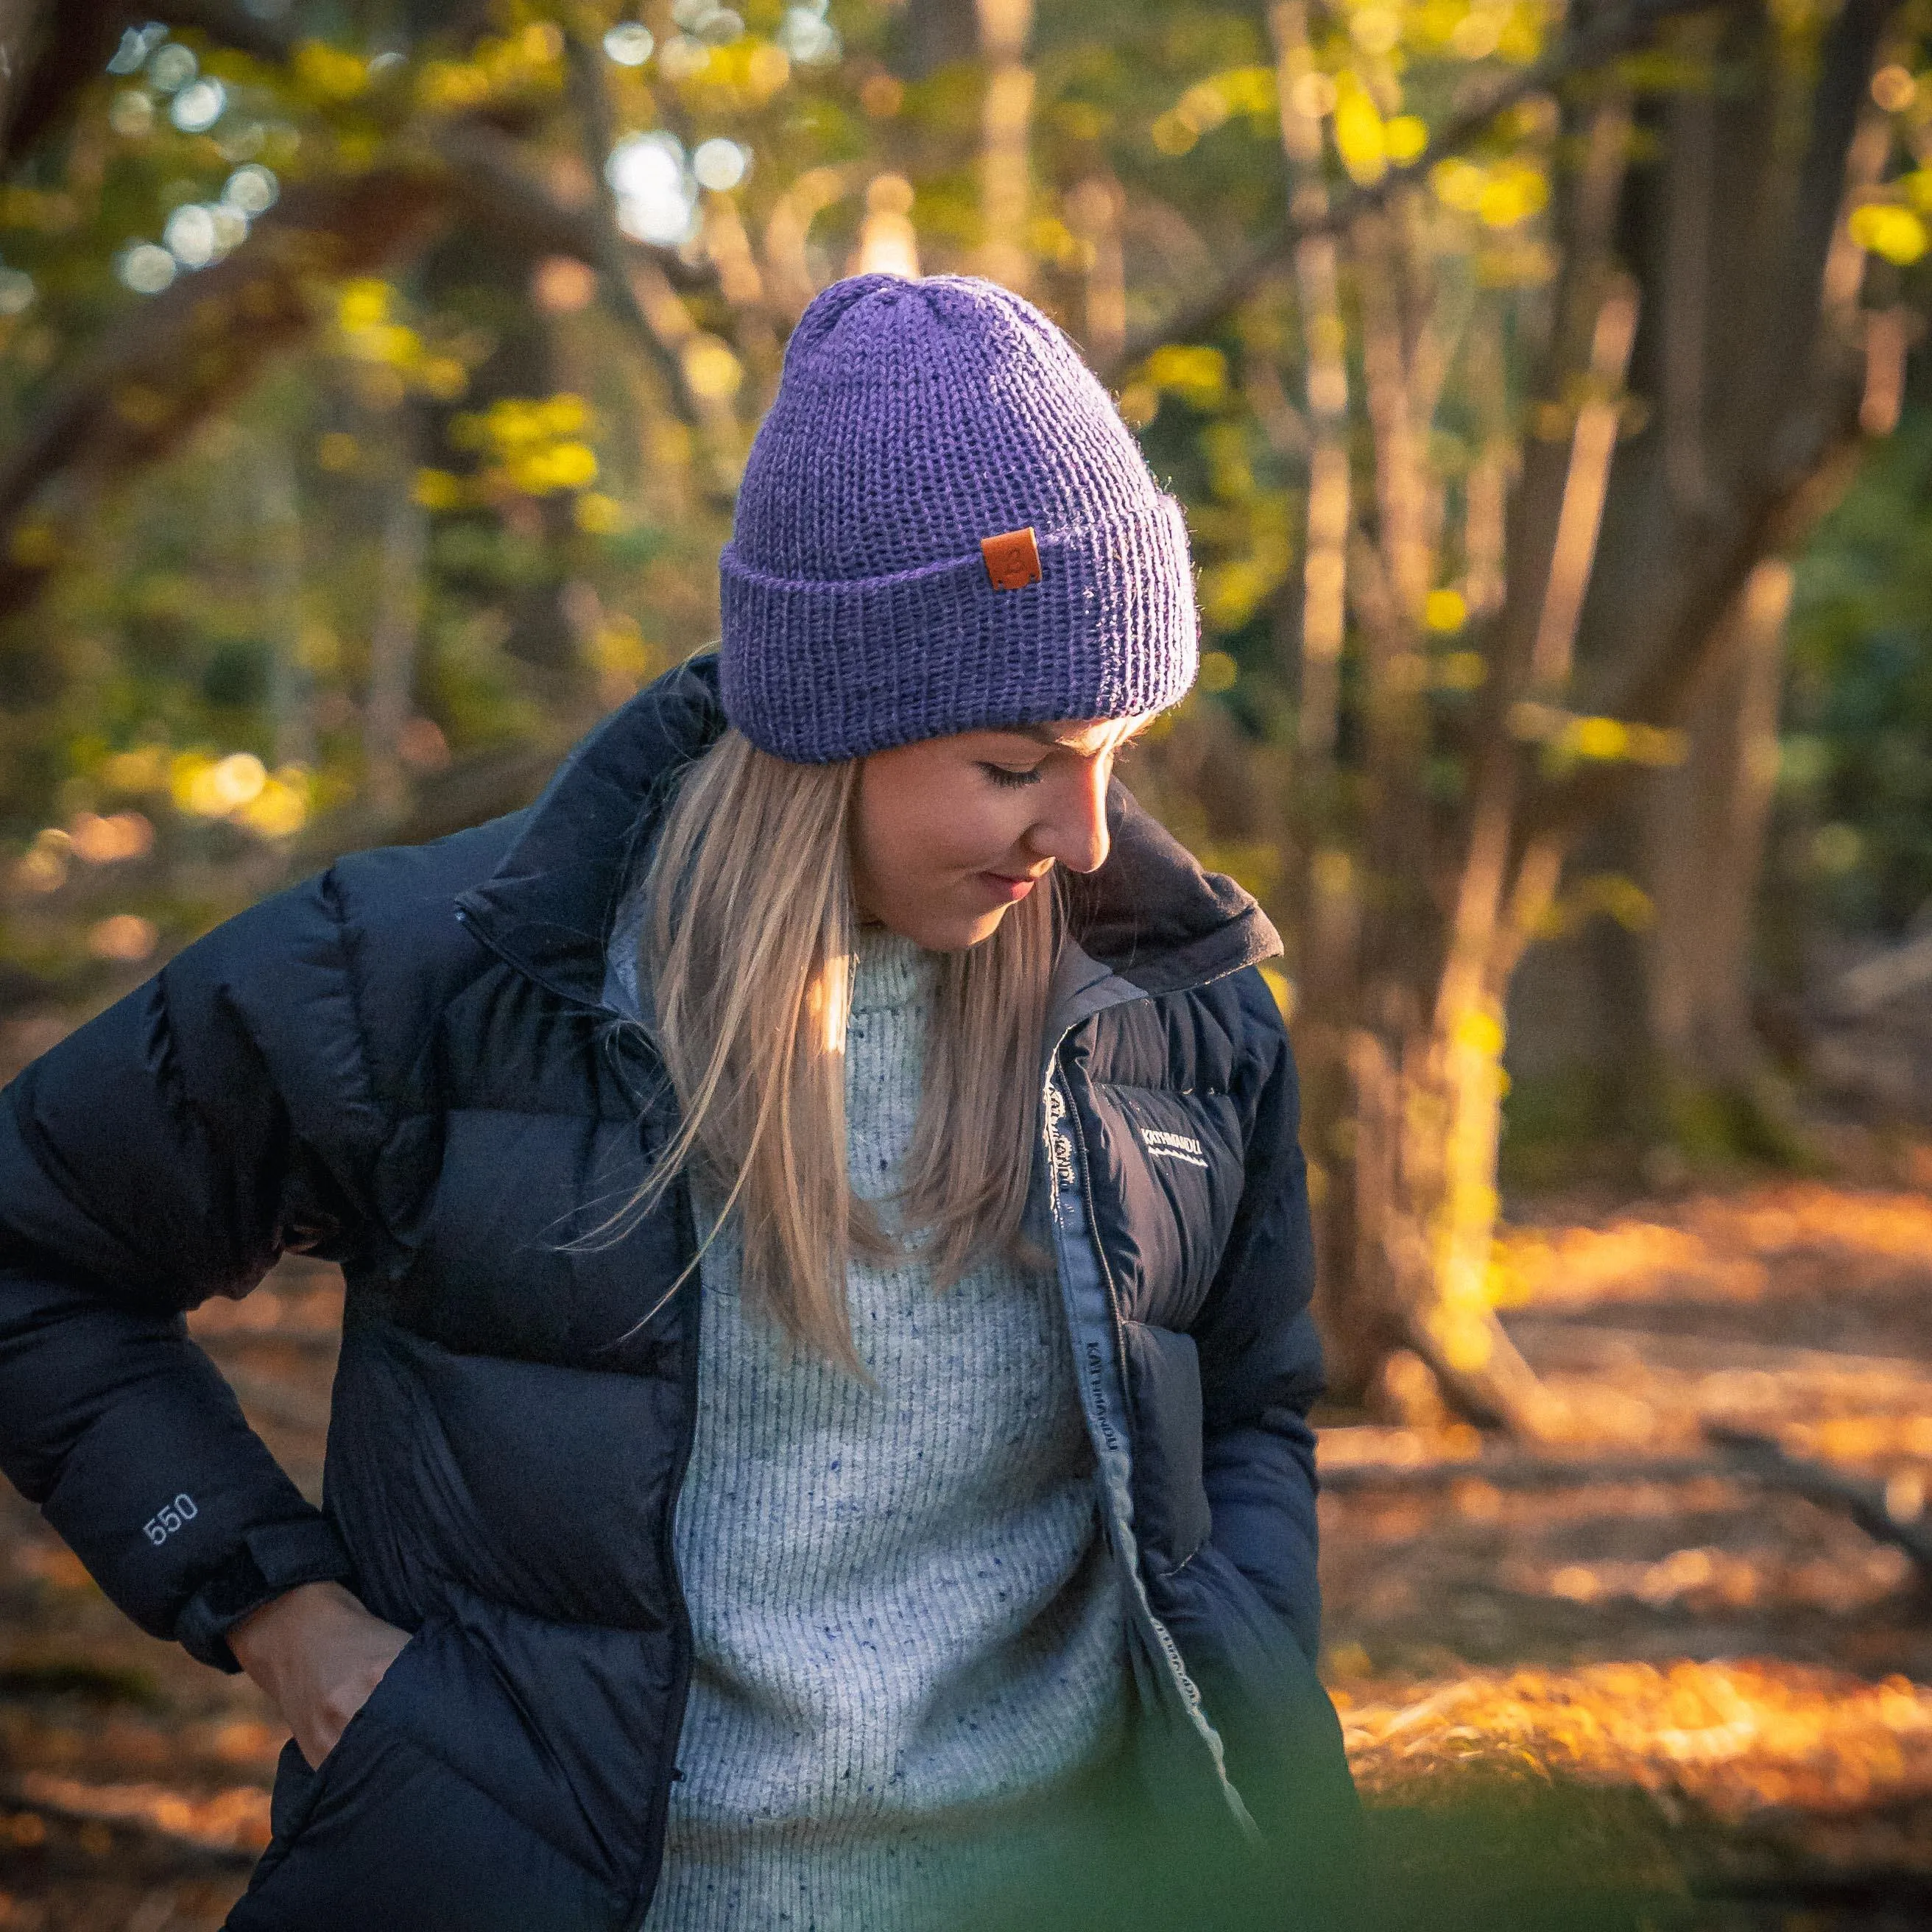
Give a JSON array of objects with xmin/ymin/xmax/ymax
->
[
  {"xmin": 557, "ymin": 32, "xmax": 711, "ymax": 424},
  {"xmin": 0, "ymin": 169, "xmax": 446, "ymax": 618},
  {"xmin": 1704, "ymin": 1422, "xmax": 1932, "ymax": 1582},
  {"xmin": 1320, "ymin": 1448, "xmax": 1729, "ymax": 1492},
  {"xmin": 1520, "ymin": 384, "xmax": 1866, "ymax": 849},
  {"xmin": 1501, "ymin": 0, "xmax": 1899, "ymax": 870},
  {"xmin": 0, "ymin": 40, "xmax": 727, "ymax": 624},
  {"xmin": 1324, "ymin": 1428, "xmax": 1932, "ymax": 1587},
  {"xmin": 426, "ymin": 119, "xmax": 713, "ymax": 295},
  {"xmin": 163, "ymin": 0, "xmax": 500, "ymax": 66},
  {"xmin": 157, "ymin": 3, "xmax": 713, "ymax": 297},
  {"xmin": 160, "ymin": 0, "xmax": 713, "ymax": 307}
]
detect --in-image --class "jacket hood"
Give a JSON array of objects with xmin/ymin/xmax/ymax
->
[{"xmin": 455, "ymin": 653, "xmax": 1280, "ymax": 1010}]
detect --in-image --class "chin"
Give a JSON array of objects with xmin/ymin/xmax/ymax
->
[
  {"xmin": 887, "ymin": 906, "xmax": 1008, "ymax": 953},
  {"xmin": 956, "ymin": 911, "xmax": 1009, "ymax": 950}
]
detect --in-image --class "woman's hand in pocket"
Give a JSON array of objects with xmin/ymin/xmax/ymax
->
[{"xmin": 230, "ymin": 1581, "xmax": 412, "ymax": 1770}]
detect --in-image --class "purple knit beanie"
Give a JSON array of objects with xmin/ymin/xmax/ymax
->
[{"xmin": 719, "ymin": 274, "xmax": 1198, "ymax": 763}]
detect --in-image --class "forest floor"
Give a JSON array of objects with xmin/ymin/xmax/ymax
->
[{"xmin": 0, "ymin": 1177, "xmax": 1928, "ymax": 1927}]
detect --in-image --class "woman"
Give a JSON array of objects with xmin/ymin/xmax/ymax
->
[{"xmin": 0, "ymin": 275, "xmax": 1352, "ymax": 1931}]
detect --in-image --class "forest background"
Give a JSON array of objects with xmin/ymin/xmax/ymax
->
[{"xmin": 3, "ymin": 0, "xmax": 1932, "ymax": 1925}]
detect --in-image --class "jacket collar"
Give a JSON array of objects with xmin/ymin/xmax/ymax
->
[{"xmin": 455, "ymin": 653, "xmax": 1280, "ymax": 1012}]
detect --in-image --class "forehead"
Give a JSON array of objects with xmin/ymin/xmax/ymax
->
[{"xmin": 980, "ymin": 717, "xmax": 1146, "ymax": 755}]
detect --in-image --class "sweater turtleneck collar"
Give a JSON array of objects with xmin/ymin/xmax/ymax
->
[{"xmin": 849, "ymin": 926, "xmax": 935, "ymax": 1018}]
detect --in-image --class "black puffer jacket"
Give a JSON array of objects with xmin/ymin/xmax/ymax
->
[{"xmin": 0, "ymin": 657, "xmax": 1350, "ymax": 1930}]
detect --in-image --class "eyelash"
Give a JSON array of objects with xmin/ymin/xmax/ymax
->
[{"xmin": 981, "ymin": 764, "xmax": 1043, "ymax": 789}]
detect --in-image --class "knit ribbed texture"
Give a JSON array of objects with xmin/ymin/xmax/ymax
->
[
  {"xmin": 719, "ymin": 274, "xmax": 1198, "ymax": 763},
  {"xmin": 624, "ymin": 927, "xmax": 1127, "ymax": 1932}
]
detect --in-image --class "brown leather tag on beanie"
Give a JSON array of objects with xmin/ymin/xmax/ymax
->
[{"xmin": 981, "ymin": 526, "xmax": 1041, "ymax": 590}]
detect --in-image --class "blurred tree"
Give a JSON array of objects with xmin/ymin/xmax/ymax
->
[
  {"xmin": 1104, "ymin": 0, "xmax": 1916, "ymax": 1430},
  {"xmin": 1, "ymin": 0, "xmax": 1928, "ymax": 1434}
]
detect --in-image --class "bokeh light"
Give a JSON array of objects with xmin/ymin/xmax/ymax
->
[
  {"xmin": 118, "ymin": 243, "xmax": 176, "ymax": 295},
  {"xmin": 671, "ymin": 0, "xmax": 745, "ymax": 40},
  {"xmin": 170, "ymin": 77, "xmax": 226, "ymax": 133},
  {"xmin": 778, "ymin": 4, "xmax": 841, "ymax": 65},
  {"xmin": 222, "ymin": 164, "xmax": 278, "ymax": 215},
  {"xmin": 106, "ymin": 24, "xmax": 167, "ymax": 75},
  {"xmin": 86, "ymin": 914, "xmax": 158, "ymax": 964},
  {"xmin": 147, "ymin": 43, "xmax": 197, "ymax": 94},
  {"xmin": 107, "ymin": 90, "xmax": 153, "ymax": 138},
  {"xmin": 603, "ymin": 24, "xmax": 655, "ymax": 66},
  {"xmin": 692, "ymin": 138, "xmax": 750, "ymax": 192},
  {"xmin": 163, "ymin": 205, "xmax": 216, "ymax": 269},
  {"xmin": 607, "ymin": 133, "xmax": 695, "ymax": 247},
  {"xmin": 658, "ymin": 36, "xmax": 711, "ymax": 82}
]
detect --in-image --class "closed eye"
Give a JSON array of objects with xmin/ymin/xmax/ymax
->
[{"xmin": 980, "ymin": 764, "xmax": 1043, "ymax": 789}]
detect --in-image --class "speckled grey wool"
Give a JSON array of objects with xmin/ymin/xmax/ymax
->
[{"xmin": 617, "ymin": 926, "xmax": 1127, "ymax": 1932}]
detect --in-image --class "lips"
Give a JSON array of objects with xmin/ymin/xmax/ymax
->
[{"xmin": 978, "ymin": 871, "xmax": 1039, "ymax": 904}]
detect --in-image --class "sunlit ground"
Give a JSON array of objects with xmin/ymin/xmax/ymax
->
[
  {"xmin": 1, "ymin": 1183, "xmax": 1931, "ymax": 1924},
  {"xmin": 1319, "ymin": 1176, "xmax": 1932, "ymax": 1925}
]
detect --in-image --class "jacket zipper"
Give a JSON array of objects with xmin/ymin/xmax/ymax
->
[
  {"xmin": 452, "ymin": 908, "xmax": 700, "ymax": 1928},
  {"xmin": 1041, "ymin": 1031, "xmax": 1260, "ymax": 1844},
  {"xmin": 624, "ymin": 1168, "xmax": 704, "ymax": 1931}
]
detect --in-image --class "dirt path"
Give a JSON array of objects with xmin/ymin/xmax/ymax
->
[
  {"xmin": 1322, "ymin": 1182, "xmax": 1932, "ymax": 1925},
  {"xmin": 0, "ymin": 1188, "xmax": 1927, "ymax": 1926}
]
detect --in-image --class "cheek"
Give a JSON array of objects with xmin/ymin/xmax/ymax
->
[
  {"xmin": 875, "ymin": 804, "xmax": 979, "ymax": 890},
  {"xmin": 860, "ymin": 772, "xmax": 1012, "ymax": 886}
]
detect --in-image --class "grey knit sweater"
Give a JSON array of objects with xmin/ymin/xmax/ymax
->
[{"xmin": 612, "ymin": 924, "xmax": 1127, "ymax": 1932}]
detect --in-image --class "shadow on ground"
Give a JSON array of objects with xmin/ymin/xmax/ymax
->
[{"xmin": 1, "ymin": 1183, "xmax": 1930, "ymax": 1926}]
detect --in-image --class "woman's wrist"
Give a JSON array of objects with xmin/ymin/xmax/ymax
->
[
  {"xmin": 228, "ymin": 1579, "xmax": 356, "ymax": 1685},
  {"xmin": 228, "ymin": 1580, "xmax": 411, "ymax": 1769}
]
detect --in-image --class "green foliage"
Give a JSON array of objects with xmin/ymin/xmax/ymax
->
[
  {"xmin": 0, "ymin": 0, "xmax": 1584, "ymax": 995},
  {"xmin": 970, "ymin": 1771, "xmax": 1688, "ymax": 1932},
  {"xmin": 0, "ymin": 0, "xmax": 1922, "ymax": 1065},
  {"xmin": 1785, "ymin": 404, "xmax": 1932, "ymax": 934}
]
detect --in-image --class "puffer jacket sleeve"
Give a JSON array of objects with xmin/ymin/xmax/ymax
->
[
  {"xmin": 0, "ymin": 871, "xmax": 377, "ymax": 1668},
  {"xmin": 1188, "ymin": 966, "xmax": 1325, "ymax": 1665}
]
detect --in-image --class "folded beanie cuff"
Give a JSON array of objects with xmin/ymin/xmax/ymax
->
[{"xmin": 720, "ymin": 495, "xmax": 1199, "ymax": 763}]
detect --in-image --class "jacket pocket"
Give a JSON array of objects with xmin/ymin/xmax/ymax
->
[
  {"xmin": 239, "ymin": 1619, "xmax": 431, "ymax": 1896},
  {"xmin": 1119, "ymin": 1321, "xmax": 1212, "ymax": 1576},
  {"xmin": 1157, "ymin": 1544, "xmax": 1361, "ymax": 1844},
  {"xmin": 227, "ymin": 1621, "xmax": 626, "ymax": 1932},
  {"xmin": 225, "ymin": 1615, "xmax": 621, "ymax": 1932}
]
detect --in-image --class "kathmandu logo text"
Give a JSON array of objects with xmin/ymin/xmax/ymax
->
[{"xmin": 1139, "ymin": 1127, "xmax": 1209, "ymax": 1170}]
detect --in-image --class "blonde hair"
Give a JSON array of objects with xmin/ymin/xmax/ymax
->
[{"xmin": 630, "ymin": 727, "xmax": 1058, "ymax": 1372}]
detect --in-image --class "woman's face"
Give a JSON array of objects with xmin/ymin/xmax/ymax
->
[{"xmin": 850, "ymin": 716, "xmax": 1146, "ymax": 951}]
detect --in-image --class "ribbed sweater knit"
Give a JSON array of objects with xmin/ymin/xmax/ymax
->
[{"xmin": 612, "ymin": 923, "xmax": 1127, "ymax": 1932}]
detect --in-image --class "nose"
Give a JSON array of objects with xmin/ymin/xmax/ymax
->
[{"xmin": 1032, "ymin": 760, "xmax": 1111, "ymax": 875}]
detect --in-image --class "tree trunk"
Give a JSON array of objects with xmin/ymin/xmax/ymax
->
[
  {"xmin": 255, "ymin": 429, "xmax": 314, "ymax": 774},
  {"xmin": 1291, "ymin": 0, "xmax": 1896, "ymax": 1433},
  {"xmin": 0, "ymin": 0, "xmax": 116, "ymax": 167},
  {"xmin": 364, "ymin": 455, "xmax": 428, "ymax": 828},
  {"xmin": 1640, "ymin": 558, "xmax": 1792, "ymax": 1141},
  {"xmin": 974, "ymin": 0, "xmax": 1034, "ymax": 292},
  {"xmin": 1341, "ymin": 999, "xmax": 1568, "ymax": 1436}
]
